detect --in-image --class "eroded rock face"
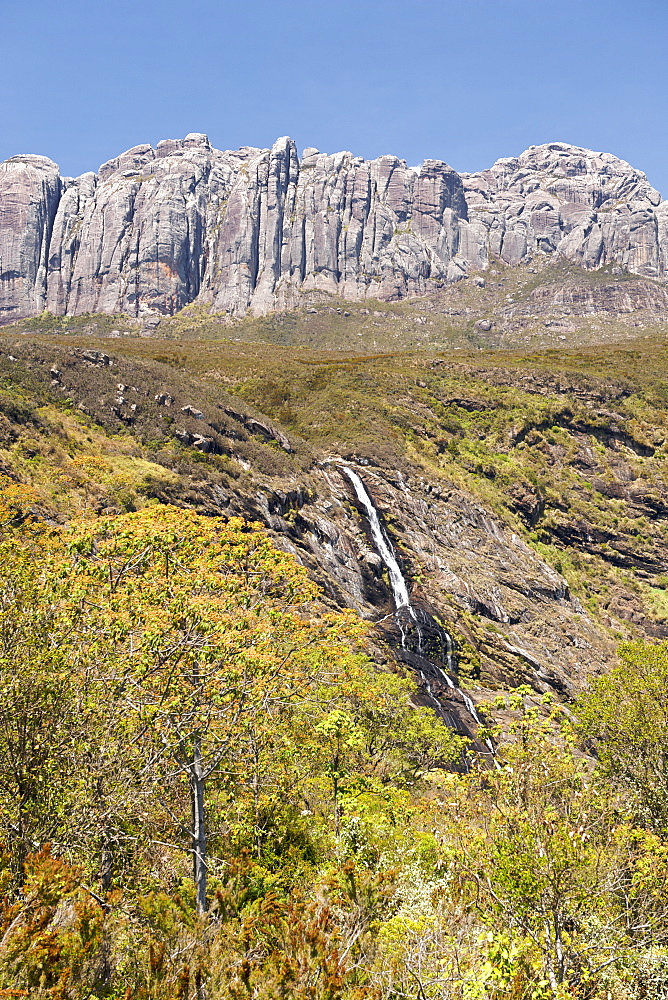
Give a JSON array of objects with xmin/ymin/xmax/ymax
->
[
  {"xmin": 207, "ymin": 144, "xmax": 468, "ymax": 315},
  {"xmin": 461, "ymin": 142, "xmax": 668, "ymax": 276},
  {"xmin": 230, "ymin": 459, "xmax": 614, "ymax": 700},
  {"xmin": 2, "ymin": 136, "xmax": 668, "ymax": 321},
  {"xmin": 0, "ymin": 155, "xmax": 61, "ymax": 321},
  {"xmin": 0, "ymin": 135, "xmax": 469, "ymax": 321},
  {"xmin": 46, "ymin": 134, "xmax": 242, "ymax": 318},
  {"xmin": 296, "ymin": 466, "xmax": 612, "ymax": 698}
]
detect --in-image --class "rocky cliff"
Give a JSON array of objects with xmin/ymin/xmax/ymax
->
[
  {"xmin": 1, "ymin": 135, "xmax": 666, "ymax": 323},
  {"xmin": 462, "ymin": 143, "xmax": 668, "ymax": 275}
]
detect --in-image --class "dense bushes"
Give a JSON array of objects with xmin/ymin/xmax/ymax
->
[{"xmin": 2, "ymin": 478, "xmax": 668, "ymax": 997}]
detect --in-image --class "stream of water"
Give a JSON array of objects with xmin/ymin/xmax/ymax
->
[
  {"xmin": 342, "ymin": 466, "xmax": 493, "ymax": 746},
  {"xmin": 343, "ymin": 467, "xmax": 410, "ymax": 609}
]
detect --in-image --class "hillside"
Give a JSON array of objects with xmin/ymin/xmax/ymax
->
[
  {"xmin": 3, "ymin": 295, "xmax": 668, "ymax": 996},
  {"xmin": 9, "ymin": 254, "xmax": 668, "ymax": 355},
  {"xmin": 3, "ymin": 318, "xmax": 668, "ymax": 712}
]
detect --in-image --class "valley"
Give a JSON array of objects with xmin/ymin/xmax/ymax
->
[
  {"xmin": 4, "ymin": 131, "xmax": 668, "ymax": 998},
  {"xmin": 3, "ymin": 316, "xmax": 668, "ymax": 715}
]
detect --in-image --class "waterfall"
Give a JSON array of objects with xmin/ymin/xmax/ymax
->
[
  {"xmin": 343, "ymin": 467, "xmax": 410, "ymax": 609},
  {"xmin": 342, "ymin": 466, "xmax": 493, "ymax": 749}
]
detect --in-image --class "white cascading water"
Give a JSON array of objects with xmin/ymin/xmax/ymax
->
[
  {"xmin": 342, "ymin": 466, "xmax": 493, "ymax": 747},
  {"xmin": 343, "ymin": 468, "xmax": 410, "ymax": 609}
]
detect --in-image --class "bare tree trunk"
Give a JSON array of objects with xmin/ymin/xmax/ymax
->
[
  {"xmin": 190, "ymin": 736, "xmax": 207, "ymax": 916},
  {"xmin": 543, "ymin": 917, "xmax": 559, "ymax": 995},
  {"xmin": 100, "ymin": 833, "xmax": 114, "ymax": 893},
  {"xmin": 333, "ymin": 755, "xmax": 340, "ymax": 839},
  {"xmin": 252, "ymin": 737, "xmax": 262, "ymax": 859}
]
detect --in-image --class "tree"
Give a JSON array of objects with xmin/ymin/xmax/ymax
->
[
  {"xmin": 576, "ymin": 640, "xmax": 668, "ymax": 831},
  {"xmin": 0, "ymin": 478, "xmax": 475, "ymax": 997},
  {"xmin": 308, "ymin": 670, "xmax": 463, "ymax": 841},
  {"xmin": 437, "ymin": 707, "xmax": 668, "ymax": 997},
  {"xmin": 0, "ymin": 551, "xmax": 76, "ymax": 868},
  {"xmin": 0, "ymin": 480, "xmax": 95, "ymax": 873},
  {"xmin": 66, "ymin": 505, "xmax": 369, "ymax": 915},
  {"xmin": 0, "ymin": 845, "xmax": 105, "ymax": 997}
]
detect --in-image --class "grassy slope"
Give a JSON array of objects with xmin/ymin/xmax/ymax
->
[{"xmin": 1, "ymin": 326, "xmax": 668, "ymax": 638}]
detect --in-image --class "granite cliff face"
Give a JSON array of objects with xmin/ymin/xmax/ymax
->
[
  {"xmin": 0, "ymin": 155, "xmax": 62, "ymax": 319},
  {"xmin": 1, "ymin": 135, "xmax": 667, "ymax": 322},
  {"xmin": 0, "ymin": 135, "xmax": 468, "ymax": 322},
  {"xmin": 462, "ymin": 143, "xmax": 668, "ymax": 276}
]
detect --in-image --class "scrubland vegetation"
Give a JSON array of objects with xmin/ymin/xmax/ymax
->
[
  {"xmin": 0, "ymin": 477, "xmax": 668, "ymax": 999},
  {"xmin": 3, "ymin": 309, "xmax": 668, "ymax": 996}
]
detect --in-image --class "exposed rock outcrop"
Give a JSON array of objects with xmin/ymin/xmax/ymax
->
[
  {"xmin": 1, "ymin": 136, "xmax": 667, "ymax": 322},
  {"xmin": 0, "ymin": 155, "xmax": 61, "ymax": 320},
  {"xmin": 462, "ymin": 142, "xmax": 668, "ymax": 276},
  {"xmin": 1, "ymin": 135, "xmax": 469, "ymax": 322}
]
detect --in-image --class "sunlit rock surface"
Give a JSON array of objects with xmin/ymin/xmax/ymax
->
[{"xmin": 1, "ymin": 136, "xmax": 667, "ymax": 321}]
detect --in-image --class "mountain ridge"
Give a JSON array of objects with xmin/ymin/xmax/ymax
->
[{"xmin": 2, "ymin": 135, "xmax": 667, "ymax": 325}]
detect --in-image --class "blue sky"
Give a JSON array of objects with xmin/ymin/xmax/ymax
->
[{"xmin": 3, "ymin": 0, "xmax": 667, "ymax": 194}]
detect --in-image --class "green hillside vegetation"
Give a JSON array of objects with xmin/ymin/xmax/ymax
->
[
  {"xmin": 1, "ymin": 481, "xmax": 668, "ymax": 998},
  {"xmin": 3, "ymin": 300, "xmax": 668, "ymax": 994},
  {"xmin": 3, "ymin": 324, "xmax": 668, "ymax": 639}
]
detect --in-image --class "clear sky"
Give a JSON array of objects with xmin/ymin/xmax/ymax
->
[{"xmin": 3, "ymin": 0, "xmax": 668, "ymax": 195}]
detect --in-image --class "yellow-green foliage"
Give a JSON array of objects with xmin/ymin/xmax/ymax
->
[
  {"xmin": 0, "ymin": 477, "xmax": 667, "ymax": 998},
  {"xmin": 576, "ymin": 640, "xmax": 668, "ymax": 830}
]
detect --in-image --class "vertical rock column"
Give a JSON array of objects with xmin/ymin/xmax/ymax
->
[
  {"xmin": 207, "ymin": 138, "xmax": 301, "ymax": 317},
  {"xmin": 250, "ymin": 138, "xmax": 300, "ymax": 315},
  {"xmin": 0, "ymin": 155, "xmax": 61, "ymax": 321},
  {"xmin": 45, "ymin": 172, "xmax": 97, "ymax": 315}
]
